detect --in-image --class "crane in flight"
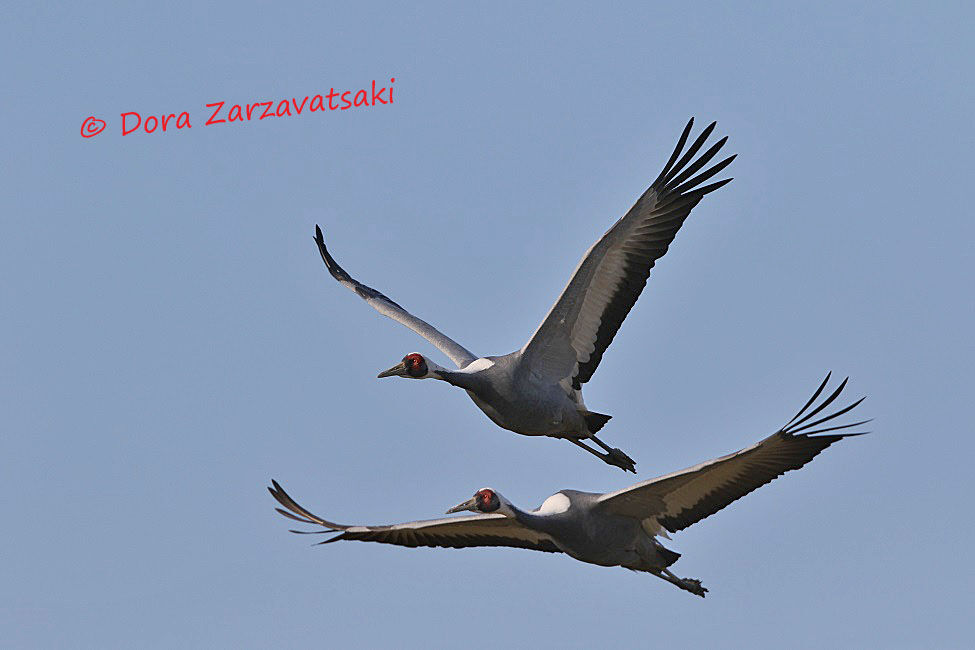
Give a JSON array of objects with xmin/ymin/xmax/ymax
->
[
  {"xmin": 271, "ymin": 375, "xmax": 867, "ymax": 597},
  {"xmin": 315, "ymin": 118, "xmax": 735, "ymax": 471}
]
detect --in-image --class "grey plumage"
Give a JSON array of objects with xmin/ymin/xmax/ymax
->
[
  {"xmin": 270, "ymin": 375, "xmax": 867, "ymax": 597},
  {"xmin": 314, "ymin": 118, "xmax": 736, "ymax": 472},
  {"xmin": 315, "ymin": 234, "xmax": 477, "ymax": 368}
]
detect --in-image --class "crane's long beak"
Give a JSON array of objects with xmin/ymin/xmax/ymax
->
[
  {"xmin": 377, "ymin": 361, "xmax": 408, "ymax": 378},
  {"xmin": 446, "ymin": 497, "xmax": 478, "ymax": 514}
]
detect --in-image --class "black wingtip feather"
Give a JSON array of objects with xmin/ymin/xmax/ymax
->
[
  {"xmin": 663, "ymin": 136, "xmax": 729, "ymax": 192},
  {"xmin": 638, "ymin": 376, "xmax": 869, "ymax": 535},
  {"xmin": 791, "ymin": 396, "xmax": 867, "ymax": 435},
  {"xmin": 787, "ymin": 372, "xmax": 832, "ymax": 426},
  {"xmin": 652, "ymin": 118, "xmax": 696, "ymax": 187},
  {"xmin": 788, "ymin": 377, "xmax": 850, "ymax": 431},
  {"xmin": 687, "ymin": 177, "xmax": 734, "ymax": 198},
  {"xmin": 270, "ymin": 481, "xmax": 317, "ymax": 523},
  {"xmin": 800, "ymin": 418, "xmax": 872, "ymax": 436},
  {"xmin": 276, "ymin": 508, "xmax": 312, "ymax": 524},
  {"xmin": 781, "ymin": 376, "xmax": 869, "ymax": 439},
  {"xmin": 670, "ymin": 154, "xmax": 737, "ymax": 196},
  {"xmin": 660, "ymin": 121, "xmax": 719, "ymax": 188},
  {"xmin": 313, "ymin": 226, "xmax": 357, "ymax": 286}
]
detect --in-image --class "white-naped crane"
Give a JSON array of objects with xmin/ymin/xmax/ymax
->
[
  {"xmin": 315, "ymin": 118, "xmax": 736, "ymax": 472},
  {"xmin": 270, "ymin": 374, "xmax": 867, "ymax": 597}
]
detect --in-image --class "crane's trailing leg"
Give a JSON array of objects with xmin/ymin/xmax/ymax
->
[
  {"xmin": 656, "ymin": 568, "xmax": 708, "ymax": 597},
  {"xmin": 588, "ymin": 434, "xmax": 637, "ymax": 472},
  {"xmin": 569, "ymin": 438, "xmax": 637, "ymax": 473}
]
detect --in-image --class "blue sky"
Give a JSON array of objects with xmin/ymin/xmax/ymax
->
[{"xmin": 3, "ymin": 2, "xmax": 973, "ymax": 647}]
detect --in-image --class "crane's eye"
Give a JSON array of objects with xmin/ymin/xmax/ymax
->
[{"xmin": 477, "ymin": 489, "xmax": 495, "ymax": 508}]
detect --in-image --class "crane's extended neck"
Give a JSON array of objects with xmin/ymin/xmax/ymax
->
[
  {"xmin": 510, "ymin": 504, "xmax": 565, "ymax": 536},
  {"xmin": 434, "ymin": 368, "xmax": 479, "ymax": 390}
]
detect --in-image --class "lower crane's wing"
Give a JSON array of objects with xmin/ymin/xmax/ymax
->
[
  {"xmin": 314, "ymin": 226, "xmax": 478, "ymax": 369},
  {"xmin": 597, "ymin": 374, "xmax": 869, "ymax": 533},
  {"xmin": 520, "ymin": 119, "xmax": 735, "ymax": 389},
  {"xmin": 269, "ymin": 481, "xmax": 561, "ymax": 553}
]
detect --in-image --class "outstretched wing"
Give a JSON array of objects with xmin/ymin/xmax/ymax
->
[
  {"xmin": 597, "ymin": 374, "xmax": 869, "ymax": 533},
  {"xmin": 521, "ymin": 119, "xmax": 735, "ymax": 388},
  {"xmin": 269, "ymin": 481, "xmax": 561, "ymax": 553},
  {"xmin": 314, "ymin": 226, "xmax": 478, "ymax": 368}
]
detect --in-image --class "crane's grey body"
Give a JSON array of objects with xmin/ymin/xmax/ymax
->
[
  {"xmin": 315, "ymin": 118, "xmax": 737, "ymax": 471},
  {"xmin": 270, "ymin": 375, "xmax": 868, "ymax": 597},
  {"xmin": 438, "ymin": 354, "xmax": 590, "ymax": 438},
  {"xmin": 515, "ymin": 490, "xmax": 676, "ymax": 570}
]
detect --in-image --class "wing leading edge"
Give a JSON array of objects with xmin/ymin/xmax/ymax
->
[
  {"xmin": 522, "ymin": 118, "xmax": 736, "ymax": 388},
  {"xmin": 270, "ymin": 480, "xmax": 561, "ymax": 553}
]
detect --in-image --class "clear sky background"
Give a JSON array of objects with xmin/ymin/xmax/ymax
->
[{"xmin": 3, "ymin": 2, "xmax": 973, "ymax": 648}]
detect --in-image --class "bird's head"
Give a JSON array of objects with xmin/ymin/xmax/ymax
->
[
  {"xmin": 446, "ymin": 488, "xmax": 515, "ymax": 517},
  {"xmin": 377, "ymin": 353, "xmax": 438, "ymax": 380}
]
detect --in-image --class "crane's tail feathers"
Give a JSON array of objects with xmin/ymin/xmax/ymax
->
[
  {"xmin": 781, "ymin": 374, "xmax": 870, "ymax": 438},
  {"xmin": 658, "ymin": 546, "xmax": 681, "ymax": 567},
  {"xmin": 582, "ymin": 411, "xmax": 612, "ymax": 434}
]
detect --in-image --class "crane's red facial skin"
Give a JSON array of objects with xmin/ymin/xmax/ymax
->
[
  {"xmin": 476, "ymin": 489, "xmax": 499, "ymax": 512},
  {"xmin": 403, "ymin": 353, "xmax": 427, "ymax": 378}
]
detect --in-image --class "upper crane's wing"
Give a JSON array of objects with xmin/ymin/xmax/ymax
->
[
  {"xmin": 597, "ymin": 374, "xmax": 869, "ymax": 533},
  {"xmin": 314, "ymin": 226, "xmax": 478, "ymax": 368},
  {"xmin": 269, "ymin": 481, "xmax": 561, "ymax": 553},
  {"xmin": 521, "ymin": 119, "xmax": 735, "ymax": 388}
]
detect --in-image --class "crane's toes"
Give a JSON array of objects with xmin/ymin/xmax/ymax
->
[
  {"xmin": 607, "ymin": 448, "xmax": 637, "ymax": 473},
  {"xmin": 682, "ymin": 578, "xmax": 707, "ymax": 597}
]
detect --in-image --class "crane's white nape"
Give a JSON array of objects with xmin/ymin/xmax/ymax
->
[
  {"xmin": 536, "ymin": 492, "xmax": 571, "ymax": 515},
  {"xmin": 460, "ymin": 357, "xmax": 495, "ymax": 373}
]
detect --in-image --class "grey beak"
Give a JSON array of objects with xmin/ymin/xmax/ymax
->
[
  {"xmin": 377, "ymin": 361, "xmax": 408, "ymax": 379},
  {"xmin": 446, "ymin": 497, "xmax": 478, "ymax": 514}
]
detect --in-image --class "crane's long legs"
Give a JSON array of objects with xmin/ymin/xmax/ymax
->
[
  {"xmin": 657, "ymin": 568, "xmax": 708, "ymax": 598},
  {"xmin": 568, "ymin": 438, "xmax": 636, "ymax": 473},
  {"xmin": 589, "ymin": 435, "xmax": 637, "ymax": 473},
  {"xmin": 590, "ymin": 434, "xmax": 633, "ymax": 457}
]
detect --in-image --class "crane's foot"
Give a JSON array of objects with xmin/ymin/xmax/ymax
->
[
  {"xmin": 680, "ymin": 578, "xmax": 708, "ymax": 598},
  {"xmin": 589, "ymin": 434, "xmax": 637, "ymax": 472},
  {"xmin": 568, "ymin": 438, "xmax": 637, "ymax": 472},
  {"xmin": 659, "ymin": 568, "xmax": 708, "ymax": 597},
  {"xmin": 605, "ymin": 447, "xmax": 637, "ymax": 473}
]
